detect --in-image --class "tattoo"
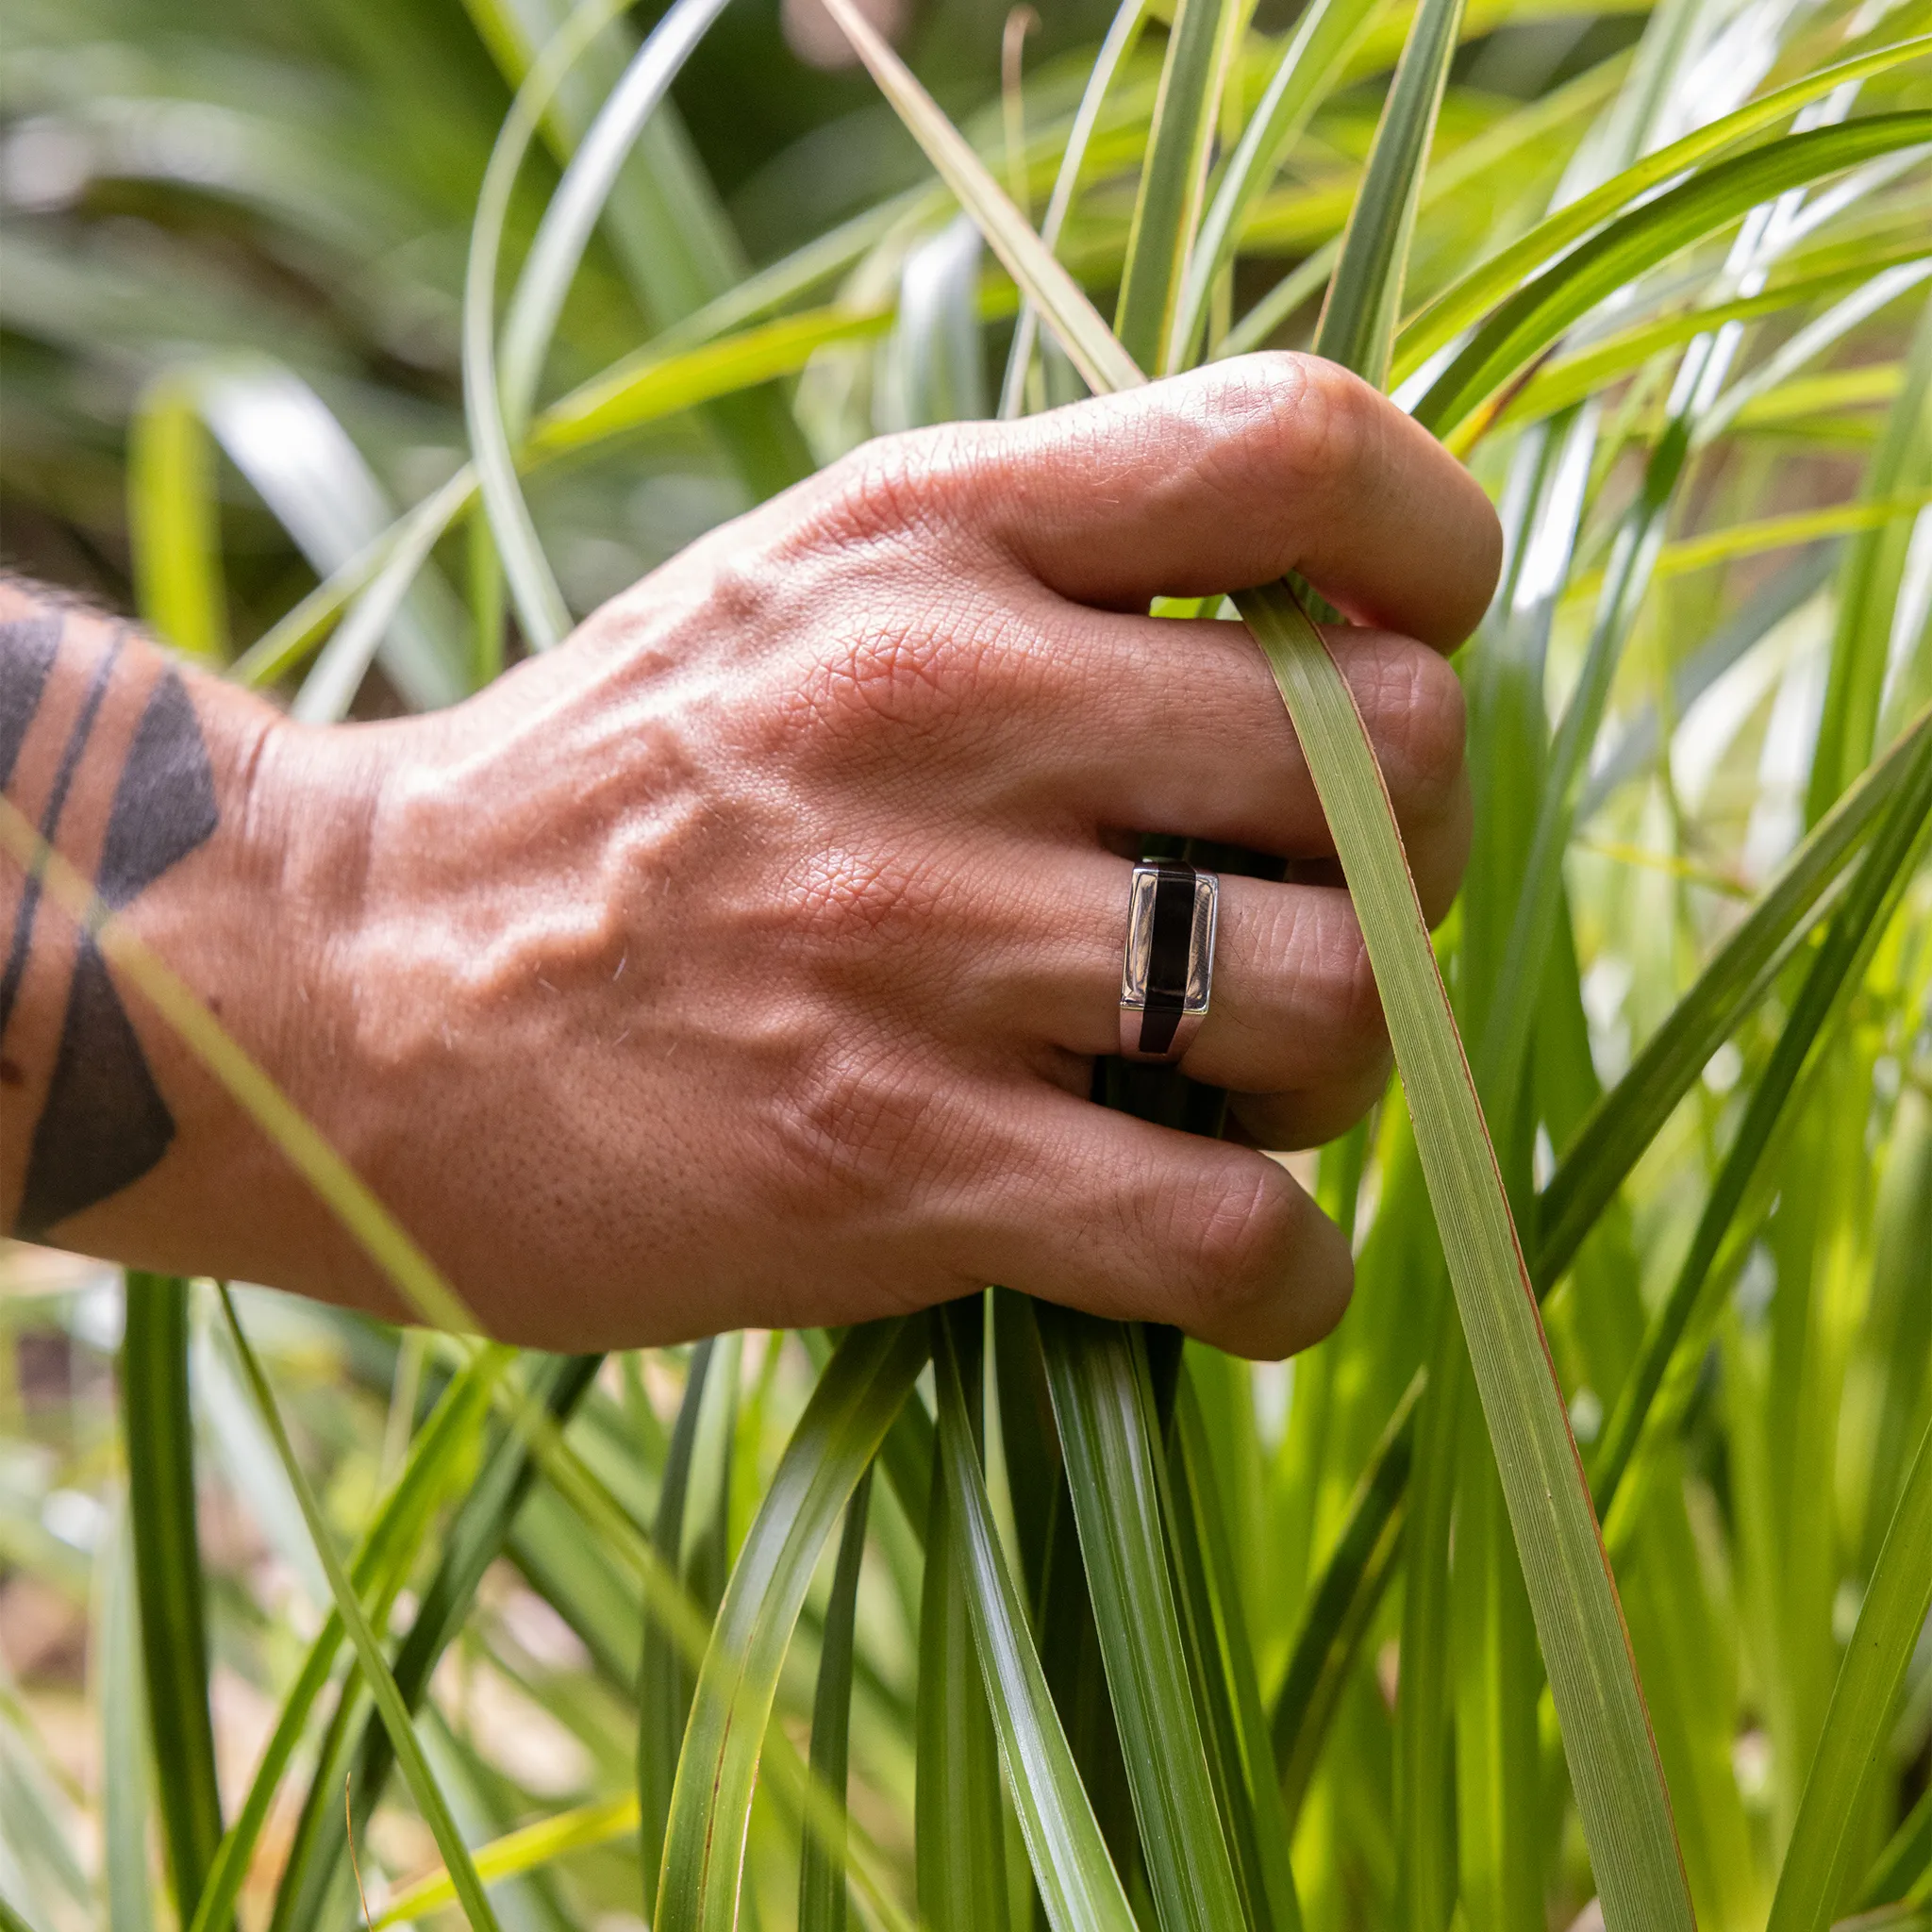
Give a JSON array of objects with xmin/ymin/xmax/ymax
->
[{"xmin": 1, "ymin": 590, "xmax": 220, "ymax": 1238}]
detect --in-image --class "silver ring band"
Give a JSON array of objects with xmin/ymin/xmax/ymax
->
[{"xmin": 1118, "ymin": 861, "xmax": 1218, "ymax": 1063}]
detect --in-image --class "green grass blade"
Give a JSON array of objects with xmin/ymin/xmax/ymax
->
[
  {"xmin": 1769, "ymin": 1415, "xmax": 1932, "ymax": 1932},
  {"xmin": 496, "ymin": 0, "xmax": 734, "ymax": 432},
  {"xmin": 1538, "ymin": 699, "xmax": 1932, "ymax": 1285},
  {"xmin": 1859, "ymin": 1785, "xmax": 1932, "ymax": 1913},
  {"xmin": 464, "ymin": 0, "xmax": 630, "ymax": 650},
  {"xmin": 215, "ymin": 1288, "xmax": 506, "ymax": 1932},
  {"xmin": 1176, "ymin": 0, "xmax": 1383, "ymax": 365},
  {"xmin": 1392, "ymin": 33, "xmax": 1932, "ymax": 384},
  {"xmin": 821, "ymin": 26, "xmax": 1692, "ymax": 1921},
  {"xmin": 127, "ymin": 371, "xmax": 226, "ymax": 662},
  {"xmin": 96, "ymin": 1497, "xmax": 155, "ymax": 1932},
  {"xmin": 1000, "ymin": 0, "xmax": 1155, "ymax": 418},
  {"xmin": 798, "ymin": 1466, "xmax": 873, "ymax": 1932},
  {"xmin": 819, "ymin": 0, "xmax": 1140, "ymax": 397},
  {"xmin": 1172, "ymin": 1371, "xmax": 1304, "ymax": 1932},
  {"xmin": 919, "ymin": 1303, "xmax": 1011, "ymax": 1932},
  {"xmin": 268, "ymin": 1351, "xmax": 601, "ymax": 1931},
  {"xmin": 189, "ymin": 1345, "xmax": 510, "ymax": 1932},
  {"xmin": 655, "ymin": 1319, "xmax": 926, "ymax": 1932},
  {"xmin": 1414, "ymin": 114, "xmax": 1932, "ymax": 441},
  {"xmin": 933, "ymin": 1314, "xmax": 1141, "ymax": 1932},
  {"xmin": 1269, "ymin": 1369, "xmax": 1420, "ymax": 1824},
  {"xmin": 1237, "ymin": 579, "xmax": 1693, "ymax": 1932},
  {"xmin": 1036, "ymin": 1308, "xmax": 1247, "ymax": 1932},
  {"xmin": 1808, "ymin": 288, "xmax": 1932, "ymax": 823},
  {"xmin": 1113, "ymin": 0, "xmax": 1243, "ymax": 374},
  {"xmin": 1591, "ymin": 718, "xmax": 1932, "ymax": 1521},
  {"xmin": 1311, "ymin": 0, "xmax": 1466, "ymax": 386},
  {"xmin": 120, "ymin": 1274, "xmax": 222, "ymax": 1924},
  {"xmin": 374, "ymin": 1794, "xmax": 639, "ymax": 1928},
  {"xmin": 639, "ymin": 1340, "xmax": 715, "ymax": 1886}
]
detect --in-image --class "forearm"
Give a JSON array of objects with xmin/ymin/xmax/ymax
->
[{"xmin": 0, "ymin": 577, "xmax": 386, "ymax": 1307}]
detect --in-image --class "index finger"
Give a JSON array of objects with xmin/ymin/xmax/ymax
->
[{"xmin": 957, "ymin": 353, "xmax": 1502, "ymax": 651}]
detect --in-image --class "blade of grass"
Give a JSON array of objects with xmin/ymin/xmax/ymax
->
[
  {"xmin": 120, "ymin": 1274, "xmax": 222, "ymax": 1926},
  {"xmin": 655, "ymin": 1319, "xmax": 926, "ymax": 1932},
  {"xmin": 1591, "ymin": 714, "xmax": 1932, "ymax": 1521},
  {"xmin": 822, "ymin": 12, "xmax": 1694, "ymax": 1921},
  {"xmin": 1175, "ymin": 0, "xmax": 1384, "ymax": 365},
  {"xmin": 1114, "ymin": 0, "xmax": 1244, "ymax": 374},
  {"xmin": 189, "ymin": 1346, "xmax": 512, "ymax": 1932},
  {"xmin": 1808, "ymin": 287, "xmax": 1932, "ymax": 823},
  {"xmin": 919, "ymin": 1303, "xmax": 1011, "ymax": 1932},
  {"xmin": 268, "ymin": 1350, "xmax": 602, "ymax": 1932},
  {"xmin": 798, "ymin": 1466, "xmax": 873, "ymax": 1932},
  {"xmin": 1413, "ymin": 115, "xmax": 1932, "ymax": 441},
  {"xmin": 127, "ymin": 371, "xmax": 226, "ymax": 662},
  {"xmin": 639, "ymin": 1339, "xmax": 715, "ymax": 1888},
  {"xmin": 1391, "ymin": 33, "xmax": 1932, "ymax": 385},
  {"xmin": 464, "ymin": 0, "xmax": 635, "ymax": 649},
  {"xmin": 1858, "ymin": 1786, "xmax": 1932, "ymax": 1914},
  {"xmin": 1310, "ymin": 0, "xmax": 1465, "ymax": 382},
  {"xmin": 373, "ymin": 1794, "xmax": 639, "ymax": 1928},
  {"xmin": 1768, "ymin": 1415, "xmax": 1932, "ymax": 1932},
  {"xmin": 1172, "ymin": 1369, "xmax": 1305, "ymax": 1932},
  {"xmin": 96, "ymin": 1496, "xmax": 156, "ymax": 1932},
  {"xmin": 1035, "ymin": 1308, "xmax": 1248, "ymax": 1932},
  {"xmin": 216, "ymin": 1286, "xmax": 506, "ymax": 1932},
  {"xmin": 933, "ymin": 1313, "xmax": 1141, "ymax": 1932}
]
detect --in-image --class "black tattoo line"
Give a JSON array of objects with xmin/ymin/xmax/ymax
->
[
  {"xmin": 2, "ymin": 611, "xmax": 220, "ymax": 1237},
  {"xmin": 0, "ymin": 625, "xmax": 123, "ymax": 1038}
]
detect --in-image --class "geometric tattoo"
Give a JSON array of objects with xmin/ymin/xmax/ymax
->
[{"xmin": 3, "ymin": 606, "xmax": 220, "ymax": 1238}]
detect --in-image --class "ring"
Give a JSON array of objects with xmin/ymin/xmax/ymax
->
[{"xmin": 1118, "ymin": 861, "xmax": 1218, "ymax": 1063}]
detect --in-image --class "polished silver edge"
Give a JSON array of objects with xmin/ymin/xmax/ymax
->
[{"xmin": 1117, "ymin": 864, "xmax": 1218, "ymax": 1061}]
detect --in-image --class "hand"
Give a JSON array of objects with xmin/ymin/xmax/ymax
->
[{"xmin": 7, "ymin": 356, "xmax": 1499, "ymax": 1357}]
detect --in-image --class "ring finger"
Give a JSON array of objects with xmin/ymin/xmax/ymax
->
[{"xmin": 1016, "ymin": 851, "xmax": 1393, "ymax": 1124}]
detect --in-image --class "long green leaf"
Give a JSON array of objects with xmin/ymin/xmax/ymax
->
[
  {"xmin": 1036, "ymin": 1308, "xmax": 1247, "ymax": 1932},
  {"xmin": 216, "ymin": 1288, "xmax": 506, "ymax": 1932},
  {"xmin": 655, "ymin": 1319, "xmax": 926, "ymax": 1932},
  {"xmin": 822, "ymin": 12, "xmax": 1693, "ymax": 1922},
  {"xmin": 1591, "ymin": 714, "xmax": 1932, "ymax": 1519},
  {"xmin": 1176, "ymin": 0, "xmax": 1384, "ymax": 364},
  {"xmin": 798, "ymin": 1466, "xmax": 873, "ymax": 1932},
  {"xmin": 1415, "ymin": 114, "xmax": 1932, "ymax": 440},
  {"xmin": 919, "ymin": 1303, "xmax": 1011, "ymax": 1932},
  {"xmin": 1114, "ymin": 0, "xmax": 1243, "ymax": 375},
  {"xmin": 933, "ymin": 1314, "xmax": 1141, "ymax": 1932},
  {"xmin": 1769, "ymin": 1416, "xmax": 1932, "ymax": 1932},
  {"xmin": 1392, "ymin": 34, "xmax": 1932, "ymax": 383},
  {"xmin": 1312, "ymin": 0, "xmax": 1466, "ymax": 383},
  {"xmin": 639, "ymin": 1338, "xmax": 714, "ymax": 1888},
  {"xmin": 121, "ymin": 1275, "xmax": 222, "ymax": 1924},
  {"xmin": 189, "ymin": 1345, "xmax": 511, "ymax": 1932}
]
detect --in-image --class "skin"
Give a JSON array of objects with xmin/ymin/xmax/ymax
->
[{"xmin": 0, "ymin": 354, "xmax": 1499, "ymax": 1358}]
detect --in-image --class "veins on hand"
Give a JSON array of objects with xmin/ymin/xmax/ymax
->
[{"xmin": 0, "ymin": 587, "xmax": 220, "ymax": 1239}]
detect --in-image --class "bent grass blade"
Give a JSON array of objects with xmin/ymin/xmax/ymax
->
[
  {"xmin": 654, "ymin": 1319, "xmax": 927, "ymax": 1932},
  {"xmin": 216, "ymin": 1288, "xmax": 505, "ymax": 1932},
  {"xmin": 932, "ymin": 1316, "xmax": 1141, "ymax": 1932},
  {"xmin": 822, "ymin": 5, "xmax": 1693, "ymax": 1921}
]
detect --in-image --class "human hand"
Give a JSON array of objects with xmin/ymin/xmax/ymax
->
[{"xmin": 4, "ymin": 355, "xmax": 1498, "ymax": 1357}]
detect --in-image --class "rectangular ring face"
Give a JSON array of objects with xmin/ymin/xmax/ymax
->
[{"xmin": 1118, "ymin": 867, "xmax": 1216, "ymax": 1013}]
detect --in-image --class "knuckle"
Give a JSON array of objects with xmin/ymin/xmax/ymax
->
[
  {"xmin": 1174, "ymin": 1160, "xmax": 1297, "ymax": 1327},
  {"xmin": 780, "ymin": 845, "xmax": 940, "ymax": 951},
  {"xmin": 1362, "ymin": 640, "xmax": 1467, "ymax": 803},
  {"xmin": 781, "ymin": 1036, "xmax": 937, "ymax": 1202},
  {"xmin": 824, "ymin": 423, "xmax": 991, "ymax": 550}
]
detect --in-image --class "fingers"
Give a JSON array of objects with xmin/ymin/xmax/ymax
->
[
  {"xmin": 963, "ymin": 1091, "xmax": 1353, "ymax": 1357},
  {"xmin": 941, "ymin": 354, "xmax": 1501, "ymax": 646},
  {"xmin": 1019, "ymin": 613, "xmax": 1471, "ymax": 918},
  {"xmin": 1024, "ymin": 856, "xmax": 1392, "ymax": 1134}
]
